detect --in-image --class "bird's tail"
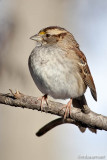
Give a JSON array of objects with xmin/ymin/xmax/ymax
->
[{"xmin": 72, "ymin": 95, "xmax": 97, "ymax": 133}]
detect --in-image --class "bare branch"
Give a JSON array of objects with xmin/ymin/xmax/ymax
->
[{"xmin": 0, "ymin": 92, "xmax": 107, "ymax": 136}]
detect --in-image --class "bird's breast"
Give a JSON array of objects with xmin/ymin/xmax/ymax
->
[{"xmin": 28, "ymin": 45, "xmax": 86, "ymax": 99}]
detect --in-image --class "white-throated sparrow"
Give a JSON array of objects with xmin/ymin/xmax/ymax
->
[{"xmin": 28, "ymin": 26, "xmax": 97, "ymax": 118}]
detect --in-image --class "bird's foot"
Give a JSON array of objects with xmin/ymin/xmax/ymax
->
[
  {"xmin": 37, "ymin": 94, "xmax": 48, "ymax": 111},
  {"xmin": 61, "ymin": 99, "xmax": 72, "ymax": 119},
  {"xmin": 9, "ymin": 89, "xmax": 24, "ymax": 99}
]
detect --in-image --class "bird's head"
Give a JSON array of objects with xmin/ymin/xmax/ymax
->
[{"xmin": 30, "ymin": 26, "xmax": 68, "ymax": 45}]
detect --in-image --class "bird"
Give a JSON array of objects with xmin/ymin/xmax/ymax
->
[{"xmin": 28, "ymin": 26, "xmax": 97, "ymax": 119}]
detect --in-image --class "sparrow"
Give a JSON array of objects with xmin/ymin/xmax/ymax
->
[{"xmin": 28, "ymin": 26, "xmax": 97, "ymax": 119}]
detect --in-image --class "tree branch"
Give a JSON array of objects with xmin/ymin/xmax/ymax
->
[{"xmin": 0, "ymin": 91, "xmax": 107, "ymax": 136}]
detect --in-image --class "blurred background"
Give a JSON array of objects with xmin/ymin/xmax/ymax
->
[{"xmin": 0, "ymin": 0, "xmax": 107, "ymax": 160}]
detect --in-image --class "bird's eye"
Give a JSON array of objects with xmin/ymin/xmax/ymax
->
[{"xmin": 46, "ymin": 34, "xmax": 50, "ymax": 37}]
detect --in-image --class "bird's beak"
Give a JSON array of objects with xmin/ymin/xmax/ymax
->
[{"xmin": 30, "ymin": 34, "xmax": 43, "ymax": 42}]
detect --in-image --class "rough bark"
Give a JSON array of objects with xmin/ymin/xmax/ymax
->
[{"xmin": 0, "ymin": 91, "xmax": 107, "ymax": 136}]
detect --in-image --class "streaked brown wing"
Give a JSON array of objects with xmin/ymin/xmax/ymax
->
[{"xmin": 74, "ymin": 47, "xmax": 97, "ymax": 101}]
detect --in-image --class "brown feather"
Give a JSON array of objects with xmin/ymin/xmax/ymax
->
[
  {"xmin": 41, "ymin": 27, "xmax": 97, "ymax": 101},
  {"xmin": 73, "ymin": 47, "xmax": 97, "ymax": 101}
]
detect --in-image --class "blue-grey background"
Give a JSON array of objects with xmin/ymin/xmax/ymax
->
[{"xmin": 0, "ymin": 0, "xmax": 107, "ymax": 160}]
